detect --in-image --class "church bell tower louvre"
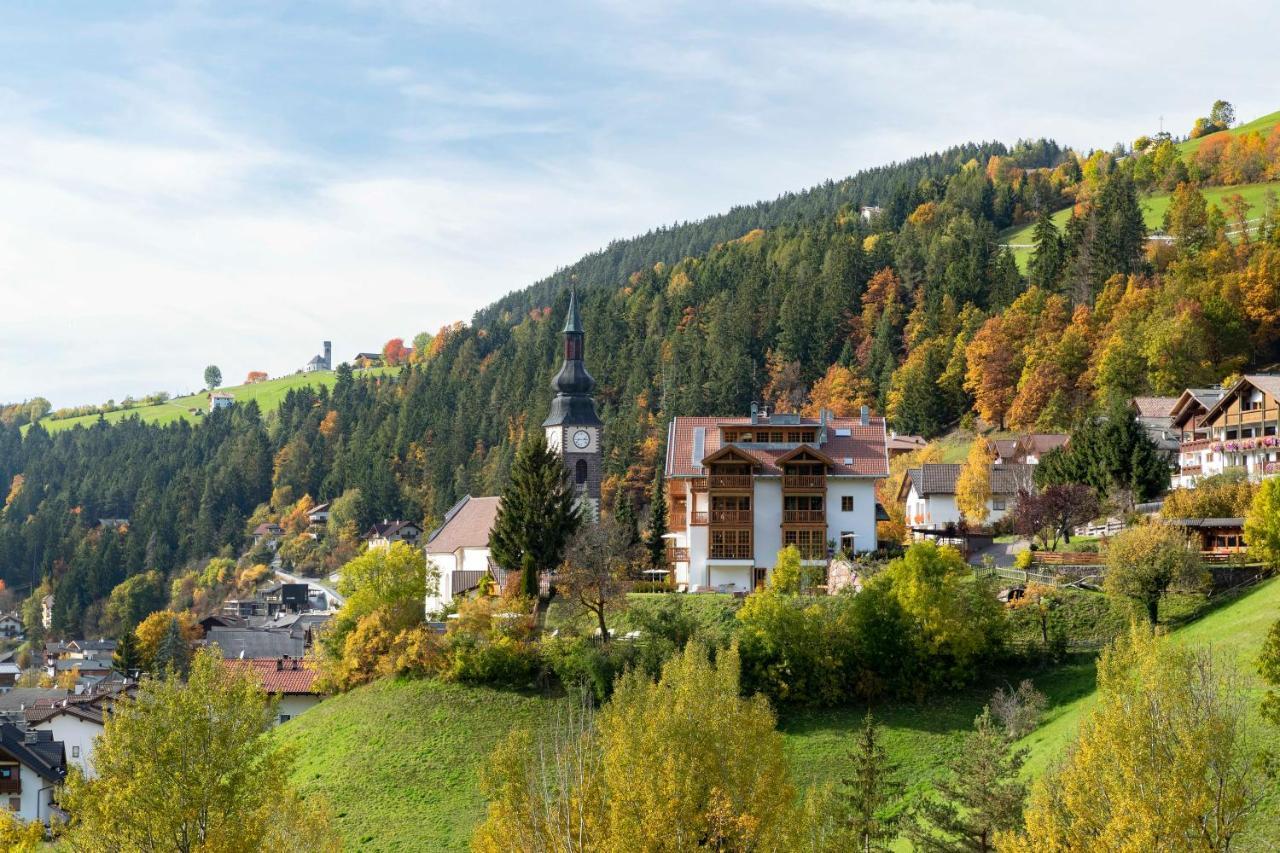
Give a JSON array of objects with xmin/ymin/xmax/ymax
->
[{"xmin": 543, "ymin": 286, "xmax": 603, "ymax": 515}]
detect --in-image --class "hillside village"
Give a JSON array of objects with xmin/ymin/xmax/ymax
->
[{"xmin": 2, "ymin": 101, "xmax": 1280, "ymax": 849}]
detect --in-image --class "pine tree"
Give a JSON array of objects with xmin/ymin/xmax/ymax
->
[
  {"xmin": 1093, "ymin": 170, "xmax": 1146, "ymax": 281},
  {"xmin": 906, "ymin": 709, "xmax": 1027, "ymax": 852},
  {"xmin": 112, "ymin": 631, "xmax": 142, "ymax": 676},
  {"xmin": 489, "ymin": 433, "xmax": 582, "ymax": 597},
  {"xmin": 645, "ymin": 472, "xmax": 668, "ymax": 570},
  {"xmin": 841, "ymin": 712, "xmax": 901, "ymax": 852},
  {"xmin": 614, "ymin": 494, "xmax": 640, "ymax": 548}
]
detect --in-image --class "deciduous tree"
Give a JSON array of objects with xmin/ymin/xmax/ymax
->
[
  {"xmin": 1244, "ymin": 476, "xmax": 1280, "ymax": 568},
  {"xmin": 60, "ymin": 648, "xmax": 338, "ymax": 852},
  {"xmin": 559, "ymin": 517, "xmax": 637, "ymax": 640},
  {"xmin": 1103, "ymin": 522, "xmax": 1206, "ymax": 625},
  {"xmin": 956, "ymin": 438, "xmax": 994, "ymax": 524},
  {"xmin": 203, "ymin": 364, "xmax": 222, "ymax": 391}
]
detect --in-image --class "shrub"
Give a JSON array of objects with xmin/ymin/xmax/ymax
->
[
  {"xmin": 1014, "ymin": 549, "xmax": 1034, "ymax": 571},
  {"xmin": 543, "ymin": 635, "xmax": 637, "ymax": 701},
  {"xmin": 444, "ymin": 595, "xmax": 542, "ymax": 688},
  {"xmin": 989, "ymin": 679, "xmax": 1048, "ymax": 739}
]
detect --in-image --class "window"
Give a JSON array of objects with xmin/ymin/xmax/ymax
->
[
  {"xmin": 575, "ymin": 459, "xmax": 588, "ymax": 484},
  {"xmin": 992, "ymin": 498, "xmax": 1006, "ymax": 511},
  {"xmin": 279, "ymin": 714, "xmax": 291, "ymax": 724},
  {"xmin": 841, "ymin": 496, "xmax": 853, "ymax": 512},
  {"xmin": 72, "ymin": 745, "xmax": 79, "ymax": 758},
  {"xmin": 7, "ymin": 798, "xmax": 17, "ymax": 812},
  {"xmin": 770, "ymin": 431, "xmax": 783, "ymax": 443}
]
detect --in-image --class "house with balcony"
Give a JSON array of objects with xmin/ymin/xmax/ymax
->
[
  {"xmin": 0, "ymin": 724, "xmax": 66, "ymax": 823},
  {"xmin": 1188, "ymin": 375, "xmax": 1280, "ymax": 482},
  {"xmin": 1171, "ymin": 387, "xmax": 1228, "ymax": 487},
  {"xmin": 898, "ymin": 462, "xmax": 1035, "ymax": 531},
  {"xmin": 662, "ymin": 406, "xmax": 889, "ymax": 593}
]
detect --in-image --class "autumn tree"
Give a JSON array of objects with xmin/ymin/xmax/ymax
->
[
  {"xmin": 1005, "ymin": 627, "xmax": 1271, "ymax": 851},
  {"xmin": 559, "ymin": 517, "xmax": 638, "ymax": 640},
  {"xmin": 381, "ymin": 337, "xmax": 411, "ymax": 366},
  {"xmin": 203, "ymin": 364, "xmax": 222, "ymax": 390},
  {"xmin": 956, "ymin": 438, "xmax": 994, "ymax": 524},
  {"xmin": 906, "ymin": 708, "xmax": 1027, "ymax": 852},
  {"xmin": 1103, "ymin": 522, "xmax": 1206, "ymax": 625},
  {"xmin": 1261, "ymin": 617, "xmax": 1280, "ymax": 726},
  {"xmin": 1243, "ymin": 475, "xmax": 1280, "ymax": 568},
  {"xmin": 1009, "ymin": 484, "xmax": 1099, "ymax": 550},
  {"xmin": 473, "ymin": 643, "xmax": 800, "ymax": 851},
  {"xmin": 1163, "ymin": 182, "xmax": 1210, "ymax": 254},
  {"xmin": 245, "ymin": 370, "xmax": 268, "ymax": 384},
  {"xmin": 965, "ymin": 318, "xmax": 1018, "ymax": 429},
  {"xmin": 803, "ymin": 364, "xmax": 872, "ymax": 418},
  {"xmin": 102, "ymin": 570, "xmax": 166, "ymax": 634},
  {"xmin": 134, "ymin": 609, "xmax": 201, "ymax": 673},
  {"xmin": 489, "ymin": 432, "xmax": 581, "ymax": 598},
  {"xmin": 60, "ymin": 648, "xmax": 338, "ymax": 852}
]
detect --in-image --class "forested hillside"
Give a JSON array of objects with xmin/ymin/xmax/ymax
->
[{"xmin": 5, "ymin": 107, "xmax": 1280, "ymax": 635}]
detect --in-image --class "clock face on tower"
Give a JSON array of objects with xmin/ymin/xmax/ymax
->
[{"xmin": 572, "ymin": 429, "xmax": 591, "ymax": 449}]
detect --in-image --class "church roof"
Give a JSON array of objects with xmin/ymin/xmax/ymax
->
[{"xmin": 562, "ymin": 286, "xmax": 583, "ymax": 334}]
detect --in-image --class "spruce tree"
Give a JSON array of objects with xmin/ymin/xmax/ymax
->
[
  {"xmin": 906, "ymin": 709, "xmax": 1027, "ymax": 852},
  {"xmin": 614, "ymin": 494, "xmax": 640, "ymax": 548},
  {"xmin": 489, "ymin": 433, "xmax": 581, "ymax": 596},
  {"xmin": 841, "ymin": 712, "xmax": 901, "ymax": 852},
  {"xmin": 112, "ymin": 632, "xmax": 142, "ymax": 676},
  {"xmin": 153, "ymin": 616, "xmax": 190, "ymax": 678},
  {"xmin": 645, "ymin": 472, "xmax": 668, "ymax": 570},
  {"xmin": 1027, "ymin": 211, "xmax": 1063, "ymax": 291},
  {"xmin": 1093, "ymin": 170, "xmax": 1146, "ymax": 281}
]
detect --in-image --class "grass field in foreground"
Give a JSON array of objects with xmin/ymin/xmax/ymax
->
[
  {"xmin": 31, "ymin": 367, "xmax": 397, "ymax": 434},
  {"xmin": 281, "ymin": 579, "xmax": 1279, "ymax": 850},
  {"xmin": 1001, "ymin": 180, "xmax": 1279, "ymax": 270}
]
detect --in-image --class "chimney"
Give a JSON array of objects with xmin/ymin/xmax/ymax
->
[
  {"xmin": 750, "ymin": 401, "xmax": 759, "ymax": 424},
  {"xmin": 860, "ymin": 405, "xmax": 870, "ymax": 426},
  {"xmin": 276, "ymin": 659, "xmax": 283, "ymax": 671}
]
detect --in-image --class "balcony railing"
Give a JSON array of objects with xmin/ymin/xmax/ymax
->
[
  {"xmin": 0, "ymin": 778, "xmax": 20, "ymax": 795},
  {"xmin": 783, "ymin": 509, "xmax": 825, "ymax": 524},
  {"xmin": 782, "ymin": 474, "xmax": 826, "ymax": 490},
  {"xmin": 709, "ymin": 542, "xmax": 753, "ymax": 560},
  {"xmin": 669, "ymin": 512, "xmax": 687, "ymax": 532},
  {"xmin": 690, "ymin": 511, "xmax": 709, "ymax": 526},
  {"xmin": 666, "ymin": 547, "xmax": 689, "ymax": 564},
  {"xmin": 710, "ymin": 509, "xmax": 753, "ymax": 525},
  {"xmin": 1180, "ymin": 438, "xmax": 1212, "ymax": 452},
  {"xmin": 690, "ymin": 477, "xmax": 708, "ymax": 493},
  {"xmin": 708, "ymin": 474, "xmax": 753, "ymax": 490}
]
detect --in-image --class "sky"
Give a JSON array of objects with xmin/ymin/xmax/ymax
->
[{"xmin": 1, "ymin": 1, "xmax": 1278, "ymax": 407}]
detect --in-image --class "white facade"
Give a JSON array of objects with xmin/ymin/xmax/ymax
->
[
  {"xmin": 33, "ymin": 714, "xmax": 100, "ymax": 779},
  {"xmin": 425, "ymin": 545, "xmax": 493, "ymax": 611},
  {"xmin": 276, "ymin": 694, "xmax": 321, "ymax": 725},
  {"xmin": 5, "ymin": 761, "xmax": 58, "ymax": 822},
  {"xmin": 903, "ymin": 485, "xmax": 1011, "ymax": 530},
  {"xmin": 670, "ymin": 477, "xmax": 882, "ymax": 593}
]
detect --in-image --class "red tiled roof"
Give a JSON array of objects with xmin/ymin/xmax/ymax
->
[
  {"xmin": 665, "ymin": 415, "xmax": 889, "ymax": 478},
  {"xmin": 426, "ymin": 495, "xmax": 501, "ymax": 553},
  {"xmin": 1132, "ymin": 396, "xmax": 1178, "ymax": 419},
  {"xmin": 221, "ymin": 658, "xmax": 320, "ymax": 694}
]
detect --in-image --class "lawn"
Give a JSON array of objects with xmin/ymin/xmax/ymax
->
[
  {"xmin": 1000, "ymin": 180, "xmax": 1279, "ymax": 270},
  {"xmin": 283, "ymin": 579, "xmax": 1280, "ymax": 850},
  {"xmin": 30, "ymin": 367, "xmax": 398, "ymax": 434},
  {"xmin": 1177, "ymin": 109, "xmax": 1280, "ymax": 157}
]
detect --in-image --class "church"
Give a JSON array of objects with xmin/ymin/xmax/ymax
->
[{"xmin": 424, "ymin": 289, "xmax": 602, "ymax": 611}]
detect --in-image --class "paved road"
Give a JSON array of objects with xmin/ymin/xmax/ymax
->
[
  {"xmin": 968, "ymin": 537, "xmax": 1029, "ymax": 569},
  {"xmin": 273, "ymin": 567, "xmax": 345, "ymax": 608}
]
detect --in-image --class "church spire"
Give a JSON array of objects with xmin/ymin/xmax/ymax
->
[
  {"xmin": 563, "ymin": 284, "xmax": 583, "ymax": 334},
  {"xmin": 543, "ymin": 286, "xmax": 602, "ymax": 427}
]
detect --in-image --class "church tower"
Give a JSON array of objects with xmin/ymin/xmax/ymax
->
[{"xmin": 544, "ymin": 287, "xmax": 603, "ymax": 515}]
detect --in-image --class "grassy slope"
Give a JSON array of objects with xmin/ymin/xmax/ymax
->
[
  {"xmin": 32, "ymin": 367, "xmax": 396, "ymax": 434},
  {"xmin": 1002, "ymin": 181, "xmax": 1280, "ymax": 270},
  {"xmin": 282, "ymin": 581, "xmax": 1279, "ymax": 850},
  {"xmin": 278, "ymin": 679, "xmax": 561, "ymax": 851},
  {"xmin": 1177, "ymin": 109, "xmax": 1280, "ymax": 157}
]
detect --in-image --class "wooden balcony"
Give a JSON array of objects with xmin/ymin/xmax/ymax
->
[
  {"xmin": 690, "ymin": 511, "xmax": 709, "ymax": 526},
  {"xmin": 782, "ymin": 509, "xmax": 825, "ymax": 524},
  {"xmin": 690, "ymin": 477, "xmax": 708, "ymax": 493},
  {"xmin": 0, "ymin": 778, "xmax": 20, "ymax": 795},
  {"xmin": 669, "ymin": 513, "xmax": 687, "ymax": 532},
  {"xmin": 782, "ymin": 474, "xmax": 825, "ymax": 491},
  {"xmin": 709, "ymin": 542, "xmax": 752, "ymax": 560},
  {"xmin": 666, "ymin": 546, "xmax": 689, "ymax": 564},
  {"xmin": 708, "ymin": 474, "xmax": 753, "ymax": 491},
  {"xmin": 710, "ymin": 508, "xmax": 753, "ymax": 525}
]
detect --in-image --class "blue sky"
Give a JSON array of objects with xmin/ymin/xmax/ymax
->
[{"xmin": 2, "ymin": 0, "xmax": 1278, "ymax": 406}]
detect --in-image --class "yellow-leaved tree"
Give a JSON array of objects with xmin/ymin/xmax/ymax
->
[
  {"xmin": 60, "ymin": 648, "xmax": 339, "ymax": 852},
  {"xmin": 473, "ymin": 642, "xmax": 801, "ymax": 851},
  {"xmin": 1000, "ymin": 626, "xmax": 1273, "ymax": 851},
  {"xmin": 955, "ymin": 438, "xmax": 994, "ymax": 525}
]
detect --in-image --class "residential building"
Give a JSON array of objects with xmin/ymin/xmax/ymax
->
[
  {"xmin": 1177, "ymin": 375, "xmax": 1280, "ymax": 484},
  {"xmin": 0, "ymin": 613, "xmax": 22, "ymax": 639},
  {"xmin": 885, "ymin": 433, "xmax": 928, "ymax": 458},
  {"xmin": 252, "ymin": 522, "xmax": 284, "ymax": 550},
  {"xmin": 0, "ymin": 664, "xmax": 19, "ymax": 692},
  {"xmin": 29, "ymin": 702, "xmax": 104, "ymax": 779},
  {"xmin": 209, "ymin": 392, "xmax": 234, "ymax": 413},
  {"xmin": 364, "ymin": 520, "xmax": 423, "ymax": 549},
  {"xmin": 221, "ymin": 657, "xmax": 323, "ymax": 724},
  {"xmin": 992, "ymin": 434, "xmax": 1069, "ymax": 465},
  {"xmin": 306, "ymin": 502, "xmax": 331, "ymax": 534},
  {"xmin": 1171, "ymin": 387, "xmax": 1228, "ymax": 487},
  {"xmin": 304, "ymin": 341, "xmax": 332, "ymax": 373},
  {"xmin": 0, "ymin": 724, "xmax": 66, "ymax": 822},
  {"xmin": 40, "ymin": 596, "xmax": 52, "ymax": 632},
  {"xmin": 205, "ymin": 627, "xmax": 305, "ymax": 660},
  {"xmin": 352, "ymin": 351, "xmax": 383, "ymax": 368},
  {"xmin": 663, "ymin": 405, "xmax": 890, "ymax": 593},
  {"xmin": 899, "ymin": 463, "xmax": 1035, "ymax": 530},
  {"xmin": 424, "ymin": 495, "xmax": 502, "ymax": 612},
  {"xmin": 1131, "ymin": 395, "xmax": 1181, "ymax": 456},
  {"xmin": 859, "ymin": 205, "xmax": 882, "ymax": 222}
]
